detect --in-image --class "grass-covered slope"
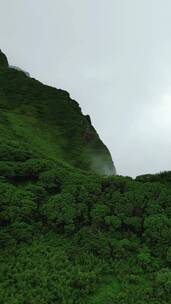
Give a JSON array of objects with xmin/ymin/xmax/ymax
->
[
  {"xmin": 0, "ymin": 50, "xmax": 171, "ymax": 303},
  {"xmin": 0, "ymin": 50, "xmax": 115, "ymax": 175}
]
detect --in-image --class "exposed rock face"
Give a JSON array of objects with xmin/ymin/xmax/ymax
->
[
  {"xmin": 0, "ymin": 50, "xmax": 116, "ymax": 175},
  {"xmin": 0, "ymin": 50, "xmax": 8, "ymax": 68}
]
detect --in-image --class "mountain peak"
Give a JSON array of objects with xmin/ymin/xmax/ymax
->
[{"xmin": 0, "ymin": 50, "xmax": 8, "ymax": 68}]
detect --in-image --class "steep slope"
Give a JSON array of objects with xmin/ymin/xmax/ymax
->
[{"xmin": 0, "ymin": 50, "xmax": 116, "ymax": 175}]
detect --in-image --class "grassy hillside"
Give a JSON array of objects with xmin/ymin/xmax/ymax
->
[
  {"xmin": 0, "ymin": 50, "xmax": 115, "ymax": 175},
  {"xmin": 0, "ymin": 50, "xmax": 171, "ymax": 304}
]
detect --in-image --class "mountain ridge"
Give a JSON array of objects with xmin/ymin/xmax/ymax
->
[{"xmin": 0, "ymin": 50, "xmax": 116, "ymax": 175}]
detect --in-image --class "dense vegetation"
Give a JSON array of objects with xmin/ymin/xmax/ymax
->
[
  {"xmin": 0, "ymin": 50, "xmax": 115, "ymax": 176},
  {"xmin": 0, "ymin": 51, "xmax": 171, "ymax": 303}
]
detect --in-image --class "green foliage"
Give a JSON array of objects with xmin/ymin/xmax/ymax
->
[
  {"xmin": 154, "ymin": 269, "xmax": 171, "ymax": 301},
  {"xmin": 144, "ymin": 215, "xmax": 171, "ymax": 245},
  {"xmin": 1, "ymin": 151, "xmax": 171, "ymax": 303},
  {"xmin": 166, "ymin": 246, "xmax": 171, "ymax": 264},
  {"xmin": 0, "ymin": 51, "xmax": 171, "ymax": 303}
]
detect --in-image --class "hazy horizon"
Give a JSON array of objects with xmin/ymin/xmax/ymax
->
[{"xmin": 1, "ymin": 0, "xmax": 171, "ymax": 177}]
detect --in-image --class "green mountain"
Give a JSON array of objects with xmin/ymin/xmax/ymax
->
[
  {"xmin": 0, "ymin": 50, "xmax": 171, "ymax": 304},
  {"xmin": 0, "ymin": 50, "xmax": 115, "ymax": 176}
]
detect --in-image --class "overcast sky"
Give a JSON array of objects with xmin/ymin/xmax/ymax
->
[{"xmin": 0, "ymin": 0, "xmax": 171, "ymax": 177}]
